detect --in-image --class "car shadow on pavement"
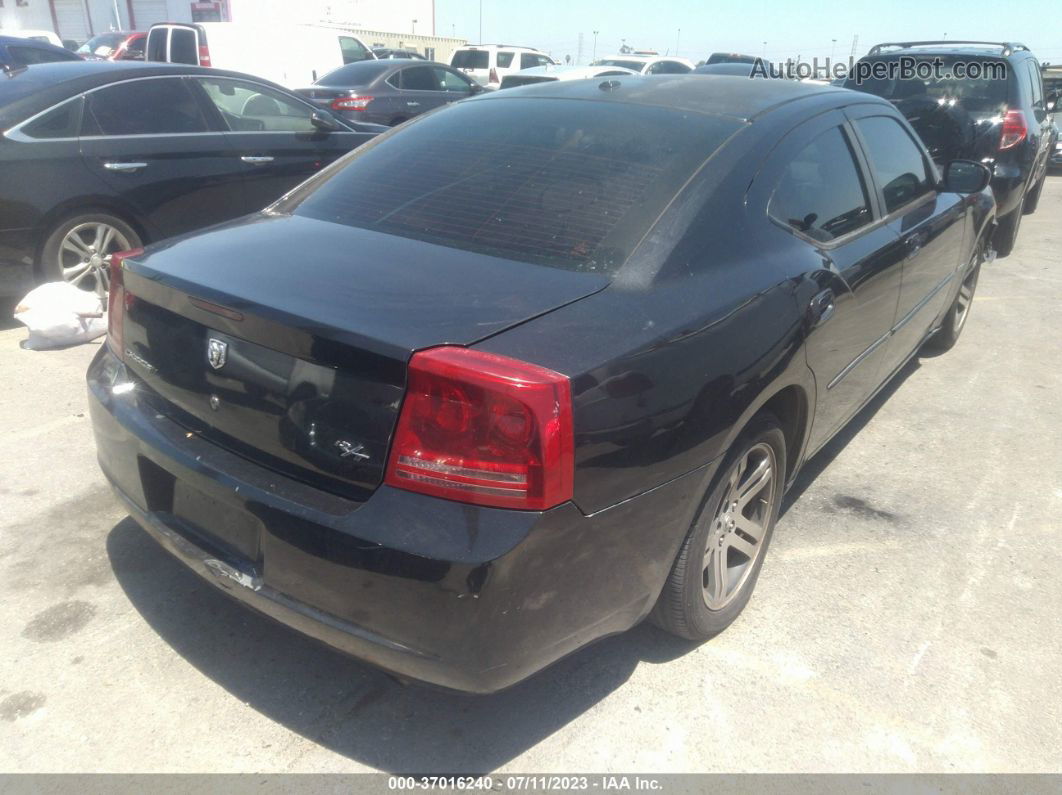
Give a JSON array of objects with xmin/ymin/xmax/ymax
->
[
  {"xmin": 781, "ymin": 356, "xmax": 920, "ymax": 516},
  {"xmin": 106, "ymin": 518, "xmax": 697, "ymax": 773}
]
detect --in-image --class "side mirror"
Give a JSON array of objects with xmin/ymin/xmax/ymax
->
[
  {"xmin": 469, "ymin": 82, "xmax": 485, "ymax": 94},
  {"xmin": 1047, "ymin": 93, "xmax": 1058, "ymax": 112},
  {"xmin": 310, "ymin": 110, "xmax": 341, "ymax": 133},
  {"xmin": 942, "ymin": 159, "xmax": 992, "ymax": 194}
]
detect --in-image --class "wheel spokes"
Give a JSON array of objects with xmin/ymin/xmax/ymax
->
[{"xmin": 736, "ymin": 456, "xmax": 772, "ymax": 510}]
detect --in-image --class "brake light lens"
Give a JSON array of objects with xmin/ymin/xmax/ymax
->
[
  {"xmin": 197, "ymin": 44, "xmax": 211, "ymax": 67},
  {"xmin": 106, "ymin": 248, "xmax": 143, "ymax": 360},
  {"xmin": 331, "ymin": 95, "xmax": 373, "ymax": 111},
  {"xmin": 385, "ymin": 347, "xmax": 574, "ymax": 511},
  {"xmin": 488, "ymin": 67, "xmax": 499, "ymax": 84},
  {"xmin": 999, "ymin": 109, "xmax": 1027, "ymax": 150}
]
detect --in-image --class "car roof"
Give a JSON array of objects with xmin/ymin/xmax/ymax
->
[
  {"xmin": 475, "ymin": 73, "xmax": 871, "ymax": 122},
  {"xmin": 455, "ymin": 44, "xmax": 543, "ymax": 52}
]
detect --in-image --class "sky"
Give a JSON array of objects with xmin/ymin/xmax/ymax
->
[{"xmin": 433, "ymin": 0, "xmax": 1061, "ymax": 66}]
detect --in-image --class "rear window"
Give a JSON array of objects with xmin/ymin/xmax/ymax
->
[
  {"xmin": 317, "ymin": 60, "xmax": 393, "ymax": 86},
  {"xmin": 7, "ymin": 45, "xmax": 75, "ymax": 65},
  {"xmin": 452, "ymin": 50, "xmax": 489, "ymax": 69},
  {"xmin": 170, "ymin": 28, "xmax": 198, "ymax": 64},
  {"xmin": 291, "ymin": 98, "xmax": 741, "ymax": 273},
  {"xmin": 146, "ymin": 29, "xmax": 167, "ymax": 61},
  {"xmin": 845, "ymin": 56, "xmax": 1010, "ymax": 115}
]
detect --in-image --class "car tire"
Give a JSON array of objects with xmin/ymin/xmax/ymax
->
[
  {"xmin": 993, "ymin": 196, "xmax": 1024, "ymax": 258},
  {"xmin": 39, "ymin": 211, "xmax": 142, "ymax": 296},
  {"xmin": 925, "ymin": 236, "xmax": 983, "ymax": 353},
  {"xmin": 649, "ymin": 413, "xmax": 786, "ymax": 641},
  {"xmin": 1022, "ymin": 174, "xmax": 1045, "ymax": 215}
]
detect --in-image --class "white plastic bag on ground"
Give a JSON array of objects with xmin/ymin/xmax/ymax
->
[{"xmin": 13, "ymin": 282, "xmax": 107, "ymax": 350}]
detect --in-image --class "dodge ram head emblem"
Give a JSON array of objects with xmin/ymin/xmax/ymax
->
[{"xmin": 207, "ymin": 338, "xmax": 228, "ymax": 370}]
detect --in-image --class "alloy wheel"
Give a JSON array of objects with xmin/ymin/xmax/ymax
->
[
  {"xmin": 953, "ymin": 245, "xmax": 983, "ymax": 335},
  {"xmin": 702, "ymin": 442, "xmax": 777, "ymax": 610},
  {"xmin": 58, "ymin": 222, "xmax": 131, "ymax": 296}
]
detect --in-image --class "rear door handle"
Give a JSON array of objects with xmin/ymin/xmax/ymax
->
[
  {"xmin": 808, "ymin": 289, "xmax": 836, "ymax": 329},
  {"xmin": 240, "ymin": 155, "xmax": 275, "ymax": 164},
  {"xmin": 103, "ymin": 161, "xmax": 147, "ymax": 172},
  {"xmin": 406, "ymin": 101, "xmax": 420, "ymax": 107},
  {"xmin": 904, "ymin": 231, "xmax": 928, "ymax": 259}
]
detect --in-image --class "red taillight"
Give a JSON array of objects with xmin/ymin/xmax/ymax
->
[
  {"xmin": 999, "ymin": 109, "xmax": 1027, "ymax": 150},
  {"xmin": 385, "ymin": 347, "xmax": 574, "ymax": 511},
  {"xmin": 488, "ymin": 67, "xmax": 499, "ymax": 84},
  {"xmin": 197, "ymin": 44, "xmax": 211, "ymax": 67},
  {"xmin": 331, "ymin": 95, "xmax": 373, "ymax": 111},
  {"xmin": 106, "ymin": 247, "xmax": 143, "ymax": 360}
]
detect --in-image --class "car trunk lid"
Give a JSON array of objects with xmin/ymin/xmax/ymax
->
[{"xmin": 118, "ymin": 213, "xmax": 608, "ymax": 501}]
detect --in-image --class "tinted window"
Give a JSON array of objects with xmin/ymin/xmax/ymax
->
[
  {"xmin": 146, "ymin": 29, "xmax": 167, "ymax": 61},
  {"xmin": 8, "ymin": 46, "xmax": 74, "ymax": 65},
  {"xmin": 496, "ymin": 52, "xmax": 515, "ymax": 68},
  {"xmin": 317, "ymin": 60, "xmax": 393, "ymax": 86},
  {"xmin": 770, "ymin": 127, "xmax": 871, "ymax": 242},
  {"xmin": 170, "ymin": 28, "xmax": 198, "ymax": 64},
  {"xmin": 520, "ymin": 53, "xmax": 550, "ymax": 69},
  {"xmin": 21, "ymin": 98, "xmax": 81, "ymax": 138},
  {"xmin": 399, "ymin": 66, "xmax": 436, "ymax": 91},
  {"xmin": 340, "ymin": 36, "xmax": 371, "ymax": 64},
  {"xmin": 845, "ymin": 56, "xmax": 1009, "ymax": 116},
  {"xmin": 1027, "ymin": 62, "xmax": 1043, "ymax": 107},
  {"xmin": 85, "ymin": 78, "xmax": 209, "ymax": 135},
  {"xmin": 433, "ymin": 67, "xmax": 472, "ymax": 92},
  {"xmin": 451, "ymin": 50, "xmax": 488, "ymax": 69},
  {"xmin": 197, "ymin": 77, "xmax": 314, "ymax": 132},
  {"xmin": 855, "ymin": 116, "xmax": 933, "ymax": 213},
  {"xmin": 291, "ymin": 98, "xmax": 740, "ymax": 273}
]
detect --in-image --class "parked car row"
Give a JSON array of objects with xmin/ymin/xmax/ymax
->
[
  {"xmin": 0, "ymin": 61, "xmax": 384, "ymax": 297},
  {"xmin": 85, "ymin": 70, "xmax": 998, "ymax": 693}
]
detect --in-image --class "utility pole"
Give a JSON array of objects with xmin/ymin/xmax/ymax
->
[
  {"xmin": 592, "ymin": 30, "xmax": 599, "ymax": 61},
  {"xmin": 479, "ymin": 0, "xmax": 483, "ymax": 44},
  {"xmin": 412, "ymin": 19, "xmax": 417, "ymax": 34},
  {"xmin": 830, "ymin": 38, "xmax": 837, "ymax": 60},
  {"xmin": 577, "ymin": 32, "xmax": 583, "ymax": 65},
  {"xmin": 849, "ymin": 34, "xmax": 859, "ymax": 58},
  {"xmin": 762, "ymin": 41, "xmax": 767, "ymax": 57},
  {"xmin": 676, "ymin": 28, "xmax": 681, "ymax": 57}
]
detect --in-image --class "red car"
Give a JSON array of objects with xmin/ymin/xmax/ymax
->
[{"xmin": 76, "ymin": 32, "xmax": 145, "ymax": 61}]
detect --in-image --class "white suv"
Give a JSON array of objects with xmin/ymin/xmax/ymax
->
[
  {"xmin": 591, "ymin": 54, "xmax": 695, "ymax": 75},
  {"xmin": 450, "ymin": 45, "xmax": 556, "ymax": 88}
]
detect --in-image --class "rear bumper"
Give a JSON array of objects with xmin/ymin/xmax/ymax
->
[{"xmin": 88, "ymin": 346, "xmax": 708, "ymax": 693}]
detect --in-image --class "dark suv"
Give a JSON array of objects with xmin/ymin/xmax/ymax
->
[{"xmin": 845, "ymin": 41, "xmax": 1055, "ymax": 257}]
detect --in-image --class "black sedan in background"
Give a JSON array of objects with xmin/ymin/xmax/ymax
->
[
  {"xmin": 0, "ymin": 61, "xmax": 382, "ymax": 296},
  {"xmin": 0, "ymin": 35, "xmax": 82, "ymax": 69},
  {"xmin": 89, "ymin": 76, "xmax": 994, "ymax": 693},
  {"xmin": 297, "ymin": 59, "xmax": 483, "ymax": 127}
]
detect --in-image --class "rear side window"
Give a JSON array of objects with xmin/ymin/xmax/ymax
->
[
  {"xmin": 451, "ymin": 50, "xmax": 488, "ymax": 70},
  {"xmin": 433, "ymin": 67, "xmax": 472, "ymax": 92},
  {"xmin": 770, "ymin": 126, "xmax": 872, "ymax": 242},
  {"xmin": 855, "ymin": 116, "xmax": 933, "ymax": 213},
  {"xmin": 20, "ymin": 98, "xmax": 81, "ymax": 138},
  {"xmin": 291, "ymin": 98, "xmax": 741, "ymax": 273},
  {"xmin": 397, "ymin": 66, "xmax": 437, "ymax": 91},
  {"xmin": 1026, "ymin": 61, "xmax": 1044, "ymax": 109},
  {"xmin": 169, "ymin": 28, "xmax": 198, "ymax": 64},
  {"xmin": 496, "ymin": 52, "xmax": 515, "ymax": 68},
  {"xmin": 146, "ymin": 29, "xmax": 167, "ymax": 61},
  {"xmin": 520, "ymin": 53, "xmax": 550, "ymax": 69},
  {"xmin": 84, "ymin": 78, "xmax": 209, "ymax": 136},
  {"xmin": 197, "ymin": 77, "xmax": 315, "ymax": 132}
]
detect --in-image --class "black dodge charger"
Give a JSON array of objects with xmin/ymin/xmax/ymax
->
[{"xmin": 88, "ymin": 75, "xmax": 995, "ymax": 693}]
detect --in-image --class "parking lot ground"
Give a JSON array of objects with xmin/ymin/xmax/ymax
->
[{"xmin": 1, "ymin": 179, "xmax": 1060, "ymax": 774}]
